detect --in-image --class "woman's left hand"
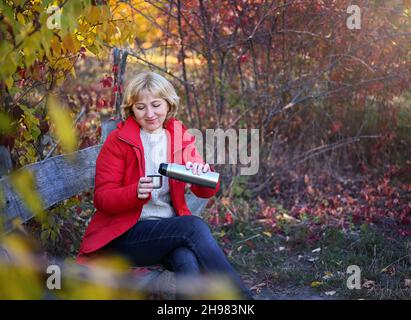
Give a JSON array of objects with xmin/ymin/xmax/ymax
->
[
  {"xmin": 184, "ymin": 162, "xmax": 210, "ymax": 191},
  {"xmin": 185, "ymin": 161, "xmax": 210, "ymax": 175},
  {"xmin": 184, "ymin": 162, "xmax": 210, "ymax": 190}
]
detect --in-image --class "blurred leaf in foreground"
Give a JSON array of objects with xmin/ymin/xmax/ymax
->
[
  {"xmin": 47, "ymin": 94, "xmax": 78, "ymax": 155},
  {"xmin": 10, "ymin": 169, "xmax": 45, "ymax": 222},
  {"xmin": 0, "ymin": 234, "xmax": 43, "ymax": 299}
]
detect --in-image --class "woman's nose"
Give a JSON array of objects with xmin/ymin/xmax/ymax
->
[{"xmin": 146, "ymin": 107, "xmax": 154, "ymax": 117}]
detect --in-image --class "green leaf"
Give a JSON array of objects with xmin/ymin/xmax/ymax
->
[
  {"xmin": 39, "ymin": 18, "xmax": 54, "ymax": 56},
  {"xmin": 0, "ymin": 1, "xmax": 14, "ymax": 21},
  {"xmin": 22, "ymin": 32, "xmax": 42, "ymax": 67},
  {"xmin": 20, "ymin": 105, "xmax": 41, "ymax": 140}
]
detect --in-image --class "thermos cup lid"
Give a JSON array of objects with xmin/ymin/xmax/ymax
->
[{"xmin": 158, "ymin": 163, "xmax": 168, "ymax": 175}]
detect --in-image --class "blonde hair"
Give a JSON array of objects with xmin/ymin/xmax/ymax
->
[{"xmin": 121, "ymin": 71, "xmax": 180, "ymax": 126}]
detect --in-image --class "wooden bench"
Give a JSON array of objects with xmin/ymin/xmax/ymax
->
[{"xmin": 0, "ymin": 118, "xmax": 209, "ymax": 298}]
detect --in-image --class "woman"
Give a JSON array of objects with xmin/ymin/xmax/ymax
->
[{"xmin": 77, "ymin": 71, "xmax": 252, "ymax": 299}]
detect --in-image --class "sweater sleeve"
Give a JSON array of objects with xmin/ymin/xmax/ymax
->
[{"xmin": 93, "ymin": 133, "xmax": 151, "ymax": 215}]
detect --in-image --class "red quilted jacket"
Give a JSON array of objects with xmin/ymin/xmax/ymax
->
[{"xmin": 76, "ymin": 117, "xmax": 220, "ymax": 264}]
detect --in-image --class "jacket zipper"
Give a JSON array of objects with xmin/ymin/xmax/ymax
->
[{"xmin": 117, "ymin": 137, "xmax": 145, "ymax": 174}]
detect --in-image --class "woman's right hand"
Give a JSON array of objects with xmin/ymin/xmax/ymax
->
[{"xmin": 137, "ymin": 177, "xmax": 154, "ymax": 199}]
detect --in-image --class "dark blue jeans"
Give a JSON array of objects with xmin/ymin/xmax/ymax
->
[{"xmin": 105, "ymin": 215, "xmax": 253, "ymax": 299}]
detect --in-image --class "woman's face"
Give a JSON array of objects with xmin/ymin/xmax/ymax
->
[{"xmin": 132, "ymin": 91, "xmax": 169, "ymax": 133}]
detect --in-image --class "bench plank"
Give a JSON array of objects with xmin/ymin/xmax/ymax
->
[{"xmin": 0, "ymin": 145, "xmax": 101, "ymax": 232}]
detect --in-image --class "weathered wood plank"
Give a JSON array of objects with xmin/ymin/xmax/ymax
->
[
  {"xmin": 0, "ymin": 145, "xmax": 101, "ymax": 232},
  {"xmin": 0, "ymin": 146, "xmax": 12, "ymax": 178},
  {"xmin": 100, "ymin": 117, "xmax": 121, "ymax": 143},
  {"xmin": 186, "ymin": 193, "xmax": 208, "ymax": 217}
]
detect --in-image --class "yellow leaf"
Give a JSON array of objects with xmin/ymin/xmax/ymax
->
[
  {"xmin": 263, "ymin": 231, "xmax": 272, "ymax": 237},
  {"xmin": 17, "ymin": 12, "xmax": 25, "ymax": 24},
  {"xmin": 55, "ymin": 72, "xmax": 66, "ymax": 87},
  {"xmin": 87, "ymin": 5, "xmax": 101, "ymax": 25},
  {"xmin": 50, "ymin": 36, "xmax": 62, "ymax": 57},
  {"xmin": 99, "ymin": 4, "xmax": 111, "ymax": 20},
  {"xmin": 310, "ymin": 281, "xmax": 323, "ymax": 287},
  {"xmin": 0, "ymin": 234, "xmax": 43, "ymax": 299},
  {"xmin": 4, "ymin": 76, "xmax": 14, "ymax": 91},
  {"xmin": 276, "ymin": 213, "xmax": 300, "ymax": 224},
  {"xmin": 47, "ymin": 94, "xmax": 78, "ymax": 154},
  {"xmin": 62, "ymin": 34, "xmax": 79, "ymax": 53},
  {"xmin": 70, "ymin": 66, "xmax": 76, "ymax": 78}
]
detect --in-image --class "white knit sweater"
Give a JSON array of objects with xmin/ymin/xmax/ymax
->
[{"xmin": 139, "ymin": 127, "xmax": 175, "ymax": 220}]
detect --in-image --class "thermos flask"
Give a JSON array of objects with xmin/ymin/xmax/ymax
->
[{"xmin": 158, "ymin": 163, "xmax": 219, "ymax": 189}]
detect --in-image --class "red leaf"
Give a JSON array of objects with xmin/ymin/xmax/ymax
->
[
  {"xmin": 239, "ymin": 54, "xmax": 249, "ymax": 63},
  {"xmin": 224, "ymin": 212, "xmax": 233, "ymax": 225},
  {"xmin": 330, "ymin": 121, "xmax": 342, "ymax": 134},
  {"xmin": 100, "ymin": 76, "xmax": 113, "ymax": 88},
  {"xmin": 96, "ymin": 98, "xmax": 107, "ymax": 109}
]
